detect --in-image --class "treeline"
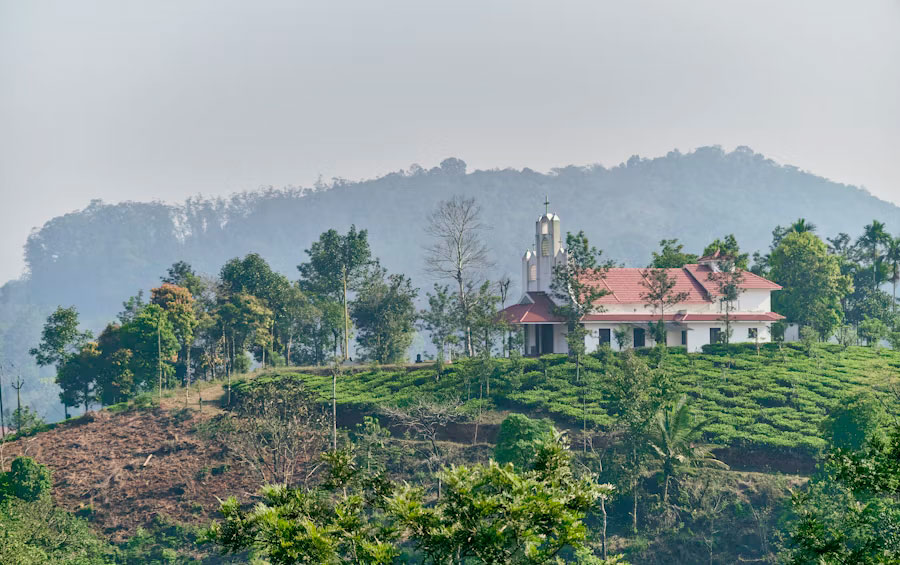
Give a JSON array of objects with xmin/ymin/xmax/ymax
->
[
  {"xmin": 23, "ymin": 202, "xmax": 900, "ymax": 421},
  {"xmin": 22, "ymin": 197, "xmax": 514, "ymax": 417}
]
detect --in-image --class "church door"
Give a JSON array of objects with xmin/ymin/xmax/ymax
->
[{"xmin": 540, "ymin": 324, "xmax": 554, "ymax": 354}]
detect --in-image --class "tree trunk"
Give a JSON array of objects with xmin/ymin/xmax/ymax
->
[
  {"xmin": 663, "ymin": 473, "xmax": 670, "ymax": 507},
  {"xmin": 343, "ymin": 267, "xmax": 350, "ymax": 361},
  {"xmin": 157, "ymin": 319, "xmax": 162, "ymax": 400},
  {"xmin": 632, "ymin": 444, "xmax": 639, "ymax": 534},
  {"xmin": 332, "ymin": 369, "xmax": 338, "ymax": 451},
  {"xmin": 601, "ymin": 497, "xmax": 608, "ymax": 560},
  {"xmin": 474, "ymin": 381, "xmax": 482, "ymax": 444},
  {"xmin": 286, "ymin": 334, "xmax": 293, "ymax": 366}
]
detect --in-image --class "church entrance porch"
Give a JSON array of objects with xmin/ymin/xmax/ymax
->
[{"xmin": 524, "ymin": 323, "xmax": 562, "ymax": 356}]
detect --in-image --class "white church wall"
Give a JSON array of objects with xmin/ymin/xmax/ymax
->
[
  {"xmin": 554, "ymin": 324, "xmax": 568, "ymax": 354},
  {"xmin": 737, "ymin": 290, "xmax": 771, "ymax": 312}
]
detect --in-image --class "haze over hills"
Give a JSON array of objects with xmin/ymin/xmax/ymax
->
[{"xmin": 3, "ymin": 145, "xmax": 900, "ymax": 420}]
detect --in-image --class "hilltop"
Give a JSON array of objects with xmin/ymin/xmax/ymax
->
[{"xmin": 5, "ymin": 145, "xmax": 900, "ymax": 418}]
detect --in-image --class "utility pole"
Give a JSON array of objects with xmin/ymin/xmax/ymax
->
[
  {"xmin": 158, "ymin": 316, "xmax": 163, "ymax": 402},
  {"xmin": 0, "ymin": 365, "xmax": 6, "ymax": 438},
  {"xmin": 342, "ymin": 265, "xmax": 350, "ymax": 361},
  {"xmin": 11, "ymin": 376, "xmax": 24, "ymax": 433}
]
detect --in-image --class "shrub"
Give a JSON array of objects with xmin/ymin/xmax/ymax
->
[
  {"xmin": 820, "ymin": 394, "xmax": 885, "ymax": 451},
  {"xmin": 1, "ymin": 457, "xmax": 52, "ymax": 503},
  {"xmin": 494, "ymin": 413, "xmax": 555, "ymax": 468}
]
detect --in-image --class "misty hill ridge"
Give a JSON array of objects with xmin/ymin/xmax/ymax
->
[{"xmin": 3, "ymin": 145, "xmax": 900, "ymax": 418}]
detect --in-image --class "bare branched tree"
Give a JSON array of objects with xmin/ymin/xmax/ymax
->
[
  {"xmin": 425, "ymin": 196, "xmax": 492, "ymax": 356},
  {"xmin": 382, "ymin": 396, "xmax": 465, "ymax": 497},
  {"xmin": 207, "ymin": 376, "xmax": 328, "ymax": 485}
]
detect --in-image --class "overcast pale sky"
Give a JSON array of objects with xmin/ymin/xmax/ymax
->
[{"xmin": 1, "ymin": 0, "xmax": 898, "ymax": 284}]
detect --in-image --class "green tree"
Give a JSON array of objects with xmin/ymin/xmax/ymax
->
[
  {"xmin": 208, "ymin": 449, "xmax": 398, "ymax": 565},
  {"xmin": 859, "ymin": 220, "xmax": 890, "ymax": 291},
  {"xmin": 1, "ymin": 457, "xmax": 52, "ymax": 503},
  {"xmin": 647, "ymin": 395, "xmax": 725, "ymax": 509},
  {"xmin": 858, "ymin": 316, "xmax": 889, "ymax": 349},
  {"xmin": 161, "ymin": 260, "xmax": 206, "ymax": 298},
  {"xmin": 551, "ymin": 231, "xmax": 613, "ymax": 450},
  {"xmin": 886, "ymin": 236, "xmax": 900, "ymax": 316},
  {"xmin": 277, "ymin": 283, "xmax": 318, "ymax": 366},
  {"xmin": 781, "ymin": 426, "xmax": 900, "ymax": 564},
  {"xmin": 217, "ymin": 293, "xmax": 274, "ymax": 371},
  {"xmin": 56, "ymin": 342, "xmax": 100, "ymax": 412},
  {"xmin": 770, "ymin": 231, "xmax": 852, "ymax": 338},
  {"xmin": 424, "ymin": 196, "xmax": 492, "ymax": 357},
  {"xmin": 640, "ymin": 268, "xmax": 690, "ymax": 346},
  {"xmin": 706, "ymin": 260, "xmax": 744, "ymax": 346},
  {"xmin": 29, "ymin": 306, "xmax": 92, "ymax": 416},
  {"xmin": 151, "ymin": 283, "xmax": 199, "ymax": 384},
  {"xmin": 388, "ymin": 431, "xmax": 616, "ymax": 564},
  {"xmin": 650, "ymin": 239, "xmax": 698, "ymax": 268},
  {"xmin": 0, "ymin": 458, "xmax": 112, "ymax": 564},
  {"xmin": 119, "ymin": 303, "xmax": 180, "ymax": 395},
  {"xmin": 299, "ymin": 227, "xmax": 374, "ymax": 360},
  {"xmin": 607, "ymin": 350, "xmax": 665, "ymax": 534},
  {"xmin": 419, "ymin": 284, "xmax": 460, "ymax": 371},
  {"xmin": 351, "ymin": 269, "xmax": 418, "ymax": 364},
  {"xmin": 820, "ymin": 394, "xmax": 884, "ymax": 451},
  {"xmin": 29, "ymin": 306, "xmax": 92, "ymax": 369},
  {"xmin": 494, "ymin": 412, "xmax": 554, "ymax": 468},
  {"xmin": 702, "ymin": 234, "xmax": 749, "ymax": 269},
  {"xmin": 469, "ymin": 281, "xmax": 502, "ymax": 358}
]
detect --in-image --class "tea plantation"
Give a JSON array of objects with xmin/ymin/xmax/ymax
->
[{"xmin": 239, "ymin": 343, "xmax": 900, "ymax": 453}]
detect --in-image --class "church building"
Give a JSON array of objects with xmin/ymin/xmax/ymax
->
[{"xmin": 500, "ymin": 208, "xmax": 784, "ymax": 354}]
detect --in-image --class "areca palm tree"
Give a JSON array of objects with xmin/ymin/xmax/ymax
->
[
  {"xmin": 860, "ymin": 220, "xmax": 889, "ymax": 290},
  {"xmin": 887, "ymin": 236, "xmax": 900, "ymax": 316},
  {"xmin": 789, "ymin": 218, "xmax": 817, "ymax": 234},
  {"xmin": 648, "ymin": 394, "xmax": 727, "ymax": 508}
]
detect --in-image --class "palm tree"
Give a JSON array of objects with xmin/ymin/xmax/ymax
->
[
  {"xmin": 648, "ymin": 394, "xmax": 727, "ymax": 508},
  {"xmin": 789, "ymin": 218, "xmax": 817, "ymax": 234},
  {"xmin": 887, "ymin": 236, "xmax": 900, "ymax": 316},
  {"xmin": 860, "ymin": 220, "xmax": 889, "ymax": 290}
]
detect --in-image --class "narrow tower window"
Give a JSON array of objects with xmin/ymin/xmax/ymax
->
[{"xmin": 541, "ymin": 236, "xmax": 550, "ymax": 256}]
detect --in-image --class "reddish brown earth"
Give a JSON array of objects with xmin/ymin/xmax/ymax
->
[{"xmin": 0, "ymin": 384, "xmax": 257, "ymax": 542}]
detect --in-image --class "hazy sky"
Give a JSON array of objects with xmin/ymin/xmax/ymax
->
[{"xmin": 1, "ymin": 0, "xmax": 898, "ymax": 284}]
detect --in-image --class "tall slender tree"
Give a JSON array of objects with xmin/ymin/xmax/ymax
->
[
  {"xmin": 886, "ymin": 236, "xmax": 900, "ymax": 316},
  {"xmin": 640, "ymin": 268, "xmax": 690, "ymax": 347},
  {"xmin": 860, "ymin": 220, "xmax": 889, "ymax": 290},
  {"xmin": 424, "ymin": 196, "xmax": 492, "ymax": 357},
  {"xmin": 551, "ymin": 231, "xmax": 613, "ymax": 450},
  {"xmin": 299, "ymin": 227, "xmax": 373, "ymax": 360}
]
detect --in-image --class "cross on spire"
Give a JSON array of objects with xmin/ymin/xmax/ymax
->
[{"xmin": 544, "ymin": 195, "xmax": 550, "ymax": 215}]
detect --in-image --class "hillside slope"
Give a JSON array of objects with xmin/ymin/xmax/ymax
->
[{"xmin": 5, "ymin": 145, "xmax": 900, "ymax": 418}]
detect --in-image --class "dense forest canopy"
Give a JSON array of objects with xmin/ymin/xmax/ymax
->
[{"xmin": 3, "ymin": 145, "xmax": 900, "ymax": 420}]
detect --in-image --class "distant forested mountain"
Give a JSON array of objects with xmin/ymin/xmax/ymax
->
[{"xmin": 3, "ymin": 145, "xmax": 899, "ymax": 419}]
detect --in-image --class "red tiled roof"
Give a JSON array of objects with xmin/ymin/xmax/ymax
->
[
  {"xmin": 584, "ymin": 268, "xmax": 710, "ymax": 304},
  {"xmin": 582, "ymin": 312, "xmax": 784, "ymax": 322},
  {"xmin": 498, "ymin": 266, "xmax": 782, "ymax": 323},
  {"xmin": 584, "ymin": 264, "xmax": 780, "ymax": 305},
  {"xmin": 499, "ymin": 292, "xmax": 564, "ymax": 324}
]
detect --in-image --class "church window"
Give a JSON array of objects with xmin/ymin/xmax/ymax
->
[
  {"xmin": 541, "ymin": 236, "xmax": 550, "ymax": 256},
  {"xmin": 541, "ymin": 221, "xmax": 549, "ymax": 235},
  {"xmin": 529, "ymin": 264, "xmax": 537, "ymax": 280},
  {"xmin": 597, "ymin": 328, "xmax": 611, "ymax": 345}
]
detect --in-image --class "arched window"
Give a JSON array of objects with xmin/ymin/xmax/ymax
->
[
  {"xmin": 529, "ymin": 264, "xmax": 537, "ymax": 281},
  {"xmin": 541, "ymin": 236, "xmax": 550, "ymax": 256}
]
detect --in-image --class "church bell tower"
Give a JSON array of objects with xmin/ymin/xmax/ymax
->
[{"xmin": 522, "ymin": 197, "xmax": 564, "ymax": 294}]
